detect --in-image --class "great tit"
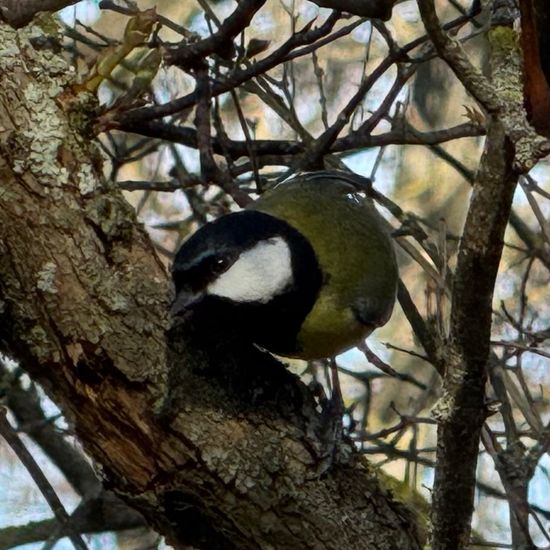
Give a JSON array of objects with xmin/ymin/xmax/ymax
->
[{"xmin": 171, "ymin": 171, "xmax": 398, "ymax": 359}]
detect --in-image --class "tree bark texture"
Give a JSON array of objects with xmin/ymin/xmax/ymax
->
[
  {"xmin": 425, "ymin": 13, "xmax": 550, "ymax": 550},
  {"xmin": 0, "ymin": 20, "xmax": 425, "ymax": 550},
  {"xmin": 430, "ymin": 118, "xmax": 517, "ymax": 550}
]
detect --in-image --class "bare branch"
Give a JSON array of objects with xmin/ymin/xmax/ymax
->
[
  {"xmin": 294, "ymin": 61, "xmax": 416, "ymax": 170},
  {"xmin": 121, "ymin": 119, "xmax": 484, "ymax": 159},
  {"xmin": 1, "ymin": 360, "xmax": 99, "ymax": 497},
  {"xmin": 417, "ymin": 0, "xmax": 500, "ymax": 112},
  {"xmin": 0, "ymin": 409, "xmax": 89, "ymax": 550},
  {"xmin": 0, "ymin": 491, "xmax": 145, "ymax": 550},
  {"xmin": 116, "ymin": 12, "xmax": 342, "ymax": 125},
  {"xmin": 166, "ymin": 0, "xmax": 267, "ymax": 68}
]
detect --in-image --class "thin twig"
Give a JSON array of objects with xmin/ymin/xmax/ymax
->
[{"xmin": 0, "ymin": 408, "xmax": 89, "ymax": 550}]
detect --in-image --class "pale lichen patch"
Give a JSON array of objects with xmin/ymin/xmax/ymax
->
[
  {"xmin": 489, "ymin": 25, "xmax": 550, "ymax": 171},
  {"xmin": 0, "ymin": 21, "xmax": 91, "ymax": 191},
  {"xmin": 12, "ymin": 159, "xmax": 26, "ymax": 175},
  {"xmin": 36, "ymin": 261, "xmax": 58, "ymax": 293},
  {"xmin": 0, "ymin": 25, "xmax": 22, "ymax": 71},
  {"xmin": 430, "ymin": 392, "xmax": 455, "ymax": 423},
  {"xmin": 22, "ymin": 83, "xmax": 67, "ymax": 184},
  {"xmin": 25, "ymin": 21, "xmax": 72, "ymax": 82},
  {"xmin": 77, "ymin": 163, "xmax": 97, "ymax": 195},
  {"xmin": 66, "ymin": 341, "xmax": 84, "ymax": 366}
]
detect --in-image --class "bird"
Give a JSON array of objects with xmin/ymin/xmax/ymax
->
[{"xmin": 170, "ymin": 171, "xmax": 398, "ymax": 360}]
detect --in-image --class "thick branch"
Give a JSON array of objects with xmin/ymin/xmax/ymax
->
[
  {"xmin": 120, "ymin": 119, "xmax": 483, "ymax": 158},
  {"xmin": 417, "ymin": 0, "xmax": 550, "ymax": 170},
  {"xmin": 420, "ymin": 7, "xmax": 550, "ymax": 548},
  {"xmin": 417, "ymin": 0, "xmax": 500, "ymax": 112},
  {"xmin": 0, "ymin": 0, "xmax": 78, "ymax": 28},
  {"xmin": 431, "ymin": 117, "xmax": 517, "ymax": 550}
]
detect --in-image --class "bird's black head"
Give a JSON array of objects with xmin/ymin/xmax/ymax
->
[{"xmin": 171, "ymin": 210, "xmax": 322, "ymax": 355}]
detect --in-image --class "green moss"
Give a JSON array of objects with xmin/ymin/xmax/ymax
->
[
  {"xmin": 34, "ymin": 13, "xmax": 62, "ymax": 36},
  {"xmin": 377, "ymin": 467, "xmax": 430, "ymax": 520},
  {"xmin": 488, "ymin": 26, "xmax": 523, "ymax": 104},
  {"xmin": 488, "ymin": 26, "xmax": 519, "ymax": 52}
]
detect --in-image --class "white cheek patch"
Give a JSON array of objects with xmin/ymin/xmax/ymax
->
[{"xmin": 207, "ymin": 237, "xmax": 293, "ymax": 303}]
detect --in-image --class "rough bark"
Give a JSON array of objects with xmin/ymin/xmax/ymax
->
[
  {"xmin": 0, "ymin": 19, "xmax": 424, "ymax": 550},
  {"xmin": 430, "ymin": 117, "xmax": 516, "ymax": 550}
]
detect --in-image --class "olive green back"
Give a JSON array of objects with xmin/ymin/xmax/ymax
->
[{"xmin": 252, "ymin": 174, "xmax": 398, "ymax": 359}]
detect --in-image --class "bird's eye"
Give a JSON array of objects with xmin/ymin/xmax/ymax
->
[{"xmin": 211, "ymin": 256, "xmax": 230, "ymax": 275}]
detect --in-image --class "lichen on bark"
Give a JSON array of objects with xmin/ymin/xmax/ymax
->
[{"xmin": 489, "ymin": 25, "xmax": 550, "ymax": 170}]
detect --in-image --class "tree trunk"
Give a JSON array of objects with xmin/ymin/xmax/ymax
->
[{"xmin": 0, "ymin": 20, "xmax": 424, "ymax": 550}]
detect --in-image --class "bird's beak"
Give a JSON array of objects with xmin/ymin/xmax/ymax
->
[{"xmin": 170, "ymin": 289, "xmax": 204, "ymax": 317}]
